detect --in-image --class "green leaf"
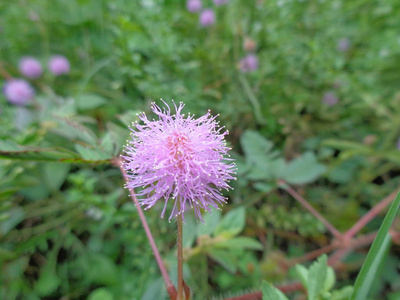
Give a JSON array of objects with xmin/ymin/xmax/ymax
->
[
  {"xmin": 0, "ymin": 141, "xmax": 79, "ymax": 162},
  {"xmin": 322, "ymin": 139, "xmax": 373, "ymax": 153},
  {"xmin": 106, "ymin": 122, "xmax": 130, "ymax": 155},
  {"xmin": 261, "ymin": 281, "xmax": 289, "ymax": 300},
  {"xmin": 323, "ymin": 267, "xmax": 336, "ymax": 293},
  {"xmin": 0, "ymin": 139, "xmax": 20, "ymax": 151},
  {"xmin": 141, "ymin": 278, "xmax": 166, "ymax": 300},
  {"xmin": 350, "ymin": 191, "xmax": 400, "ymax": 300},
  {"xmin": 88, "ymin": 288, "xmax": 114, "ymax": 300},
  {"xmin": 307, "ymin": 254, "xmax": 328, "ymax": 300},
  {"xmin": 282, "ymin": 152, "xmax": 326, "ymax": 185},
  {"xmin": 241, "ymin": 130, "xmax": 275, "ymax": 165},
  {"xmin": 214, "ymin": 207, "xmax": 246, "ymax": 238},
  {"xmin": 213, "ymin": 237, "xmax": 263, "ymax": 250},
  {"xmin": 253, "ymin": 182, "xmax": 276, "ymax": 193},
  {"xmin": 3, "ymin": 256, "xmax": 29, "ymax": 279},
  {"xmin": 207, "ymin": 248, "xmax": 237, "ymax": 273},
  {"xmin": 198, "ymin": 207, "xmax": 221, "ymax": 236},
  {"xmin": 75, "ymin": 144, "xmax": 112, "ymax": 161},
  {"xmin": 330, "ymin": 286, "xmax": 354, "ymax": 300},
  {"xmin": 34, "ymin": 247, "xmax": 61, "ymax": 297},
  {"xmin": 86, "ymin": 253, "xmax": 118, "ymax": 285},
  {"xmin": 0, "ymin": 207, "xmax": 25, "ymax": 235},
  {"xmin": 43, "ymin": 163, "xmax": 70, "ymax": 191},
  {"xmin": 0, "ymin": 247, "xmax": 17, "ymax": 260},
  {"xmin": 295, "ymin": 264, "xmax": 309, "ymax": 289},
  {"xmin": 75, "ymin": 93, "xmax": 107, "ymax": 110},
  {"xmin": 54, "ymin": 116, "xmax": 98, "ymax": 146},
  {"xmin": 117, "ymin": 110, "xmax": 141, "ymax": 127},
  {"xmin": 35, "ymin": 266, "xmax": 61, "ymax": 297}
]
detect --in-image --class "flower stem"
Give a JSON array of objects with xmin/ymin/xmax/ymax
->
[
  {"xmin": 114, "ymin": 158, "xmax": 177, "ymax": 300},
  {"xmin": 177, "ymin": 204, "xmax": 184, "ymax": 300}
]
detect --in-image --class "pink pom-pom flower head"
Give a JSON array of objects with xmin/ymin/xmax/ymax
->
[
  {"xmin": 240, "ymin": 54, "xmax": 258, "ymax": 73},
  {"xmin": 322, "ymin": 91, "xmax": 339, "ymax": 106},
  {"xmin": 200, "ymin": 9, "xmax": 216, "ymax": 27},
  {"xmin": 19, "ymin": 57, "xmax": 42, "ymax": 78},
  {"xmin": 3, "ymin": 79, "xmax": 34, "ymax": 106},
  {"xmin": 187, "ymin": 0, "xmax": 202, "ymax": 13},
  {"xmin": 123, "ymin": 101, "xmax": 236, "ymax": 222},
  {"xmin": 213, "ymin": 0, "xmax": 229, "ymax": 5},
  {"xmin": 48, "ymin": 55, "xmax": 70, "ymax": 76}
]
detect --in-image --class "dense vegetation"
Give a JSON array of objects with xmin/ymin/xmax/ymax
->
[{"xmin": 1, "ymin": 0, "xmax": 400, "ymax": 299}]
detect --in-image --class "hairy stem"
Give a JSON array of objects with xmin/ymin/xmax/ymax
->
[
  {"xmin": 115, "ymin": 158, "xmax": 177, "ymax": 300},
  {"xmin": 177, "ymin": 205, "xmax": 184, "ymax": 300}
]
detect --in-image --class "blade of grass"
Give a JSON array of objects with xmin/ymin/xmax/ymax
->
[{"xmin": 350, "ymin": 191, "xmax": 400, "ymax": 300}]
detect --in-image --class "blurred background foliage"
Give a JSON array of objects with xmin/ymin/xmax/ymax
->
[{"xmin": 0, "ymin": 0, "xmax": 400, "ymax": 299}]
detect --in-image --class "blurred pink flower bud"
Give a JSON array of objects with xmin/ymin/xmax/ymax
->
[
  {"xmin": 337, "ymin": 38, "xmax": 351, "ymax": 52},
  {"xmin": 200, "ymin": 9, "xmax": 215, "ymax": 27},
  {"xmin": 213, "ymin": 0, "xmax": 229, "ymax": 5},
  {"xmin": 48, "ymin": 55, "xmax": 70, "ymax": 76},
  {"xmin": 240, "ymin": 54, "xmax": 258, "ymax": 73},
  {"xmin": 187, "ymin": 0, "xmax": 202, "ymax": 13},
  {"xmin": 322, "ymin": 92, "xmax": 339, "ymax": 106},
  {"xmin": 19, "ymin": 57, "xmax": 42, "ymax": 79},
  {"xmin": 3, "ymin": 79, "xmax": 34, "ymax": 105}
]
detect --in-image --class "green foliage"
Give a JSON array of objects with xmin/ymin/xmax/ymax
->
[
  {"xmin": 1, "ymin": 0, "xmax": 400, "ymax": 299},
  {"xmin": 263, "ymin": 255, "xmax": 353, "ymax": 300},
  {"xmin": 262, "ymin": 281, "xmax": 289, "ymax": 300},
  {"xmin": 350, "ymin": 192, "xmax": 400, "ymax": 300},
  {"xmin": 239, "ymin": 130, "xmax": 326, "ymax": 186}
]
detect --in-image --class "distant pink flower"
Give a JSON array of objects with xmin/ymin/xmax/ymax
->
[
  {"xmin": 48, "ymin": 55, "xmax": 70, "ymax": 76},
  {"xmin": 213, "ymin": 0, "xmax": 229, "ymax": 5},
  {"xmin": 123, "ymin": 101, "xmax": 236, "ymax": 221},
  {"xmin": 338, "ymin": 38, "xmax": 351, "ymax": 52},
  {"xmin": 19, "ymin": 57, "xmax": 42, "ymax": 78},
  {"xmin": 322, "ymin": 91, "xmax": 339, "ymax": 106},
  {"xmin": 397, "ymin": 137, "xmax": 400, "ymax": 150},
  {"xmin": 3, "ymin": 79, "xmax": 34, "ymax": 105},
  {"xmin": 240, "ymin": 54, "xmax": 258, "ymax": 73},
  {"xmin": 187, "ymin": 0, "xmax": 202, "ymax": 13},
  {"xmin": 200, "ymin": 9, "xmax": 215, "ymax": 27}
]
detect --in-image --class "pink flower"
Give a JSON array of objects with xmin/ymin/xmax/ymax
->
[
  {"xmin": 213, "ymin": 0, "xmax": 229, "ymax": 5},
  {"xmin": 123, "ymin": 101, "xmax": 236, "ymax": 221},
  {"xmin": 322, "ymin": 92, "xmax": 339, "ymax": 106},
  {"xmin": 240, "ymin": 54, "xmax": 258, "ymax": 73},
  {"xmin": 397, "ymin": 137, "xmax": 400, "ymax": 150},
  {"xmin": 3, "ymin": 79, "xmax": 34, "ymax": 105},
  {"xmin": 337, "ymin": 38, "xmax": 351, "ymax": 52},
  {"xmin": 48, "ymin": 55, "xmax": 70, "ymax": 76},
  {"xmin": 200, "ymin": 9, "xmax": 215, "ymax": 27},
  {"xmin": 19, "ymin": 57, "xmax": 42, "ymax": 78},
  {"xmin": 187, "ymin": 0, "xmax": 202, "ymax": 13}
]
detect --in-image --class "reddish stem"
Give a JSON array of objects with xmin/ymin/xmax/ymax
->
[
  {"xmin": 177, "ymin": 212, "xmax": 184, "ymax": 300},
  {"xmin": 344, "ymin": 189, "xmax": 399, "ymax": 239},
  {"xmin": 289, "ymin": 243, "xmax": 337, "ymax": 265},
  {"xmin": 281, "ymin": 181, "xmax": 343, "ymax": 239},
  {"xmin": 0, "ymin": 62, "xmax": 13, "ymax": 80},
  {"xmin": 183, "ymin": 280, "xmax": 191, "ymax": 300},
  {"xmin": 115, "ymin": 158, "xmax": 177, "ymax": 300}
]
